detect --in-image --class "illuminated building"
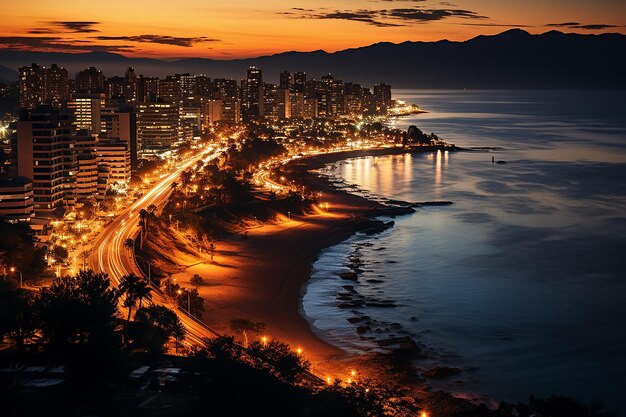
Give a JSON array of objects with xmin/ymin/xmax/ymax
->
[
  {"xmin": 374, "ymin": 83, "xmax": 392, "ymax": 113},
  {"xmin": 76, "ymin": 67, "xmax": 105, "ymax": 94},
  {"xmin": 0, "ymin": 176, "xmax": 34, "ymax": 221},
  {"xmin": 97, "ymin": 141, "xmax": 131, "ymax": 185},
  {"xmin": 17, "ymin": 105, "xmax": 75, "ymax": 218},
  {"xmin": 74, "ymin": 130, "xmax": 99, "ymax": 201},
  {"xmin": 243, "ymin": 66, "xmax": 263, "ymax": 121},
  {"xmin": 67, "ymin": 93, "xmax": 105, "ymax": 134},
  {"xmin": 137, "ymin": 76, "xmax": 160, "ymax": 103},
  {"xmin": 213, "ymin": 78, "xmax": 240, "ymax": 123},
  {"xmin": 101, "ymin": 100, "xmax": 138, "ymax": 173},
  {"xmin": 18, "ymin": 63, "xmax": 69, "ymax": 109},
  {"xmin": 263, "ymin": 83, "xmax": 278, "ymax": 120},
  {"xmin": 136, "ymin": 101, "xmax": 179, "ymax": 158}
]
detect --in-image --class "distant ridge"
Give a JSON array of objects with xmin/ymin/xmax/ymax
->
[{"xmin": 1, "ymin": 30, "xmax": 625, "ymax": 89}]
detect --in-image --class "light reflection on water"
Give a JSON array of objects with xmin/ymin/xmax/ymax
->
[{"xmin": 303, "ymin": 90, "xmax": 626, "ymax": 414}]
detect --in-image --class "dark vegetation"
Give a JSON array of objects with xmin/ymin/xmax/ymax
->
[{"xmin": 0, "ymin": 220, "xmax": 47, "ymax": 279}]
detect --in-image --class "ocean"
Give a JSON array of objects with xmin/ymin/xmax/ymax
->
[{"xmin": 302, "ymin": 90, "xmax": 626, "ymax": 413}]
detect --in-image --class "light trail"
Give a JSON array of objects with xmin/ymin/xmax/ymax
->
[{"xmin": 89, "ymin": 145, "xmax": 223, "ymax": 346}]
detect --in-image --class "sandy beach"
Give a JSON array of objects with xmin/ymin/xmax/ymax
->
[{"xmin": 145, "ymin": 147, "xmax": 437, "ymax": 377}]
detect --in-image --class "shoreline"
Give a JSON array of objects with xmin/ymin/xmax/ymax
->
[{"xmin": 147, "ymin": 145, "xmax": 470, "ymax": 399}]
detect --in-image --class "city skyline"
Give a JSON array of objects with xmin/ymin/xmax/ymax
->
[{"xmin": 1, "ymin": 0, "xmax": 625, "ymax": 58}]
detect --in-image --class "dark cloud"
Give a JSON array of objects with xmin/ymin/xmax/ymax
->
[
  {"xmin": 284, "ymin": 6, "xmax": 487, "ymax": 27},
  {"xmin": 90, "ymin": 34, "xmax": 221, "ymax": 47},
  {"xmin": 0, "ymin": 36, "xmax": 134, "ymax": 53},
  {"xmin": 546, "ymin": 22, "xmax": 580, "ymax": 27},
  {"xmin": 383, "ymin": 7, "xmax": 487, "ymax": 22},
  {"xmin": 317, "ymin": 10, "xmax": 402, "ymax": 27},
  {"xmin": 28, "ymin": 28, "xmax": 55, "ymax": 34},
  {"xmin": 546, "ymin": 22, "xmax": 618, "ymax": 30},
  {"xmin": 573, "ymin": 24, "xmax": 618, "ymax": 30},
  {"xmin": 461, "ymin": 23, "xmax": 531, "ymax": 28},
  {"xmin": 48, "ymin": 21, "xmax": 101, "ymax": 33}
]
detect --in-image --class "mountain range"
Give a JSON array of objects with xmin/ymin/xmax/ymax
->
[{"xmin": 1, "ymin": 30, "xmax": 625, "ymax": 89}]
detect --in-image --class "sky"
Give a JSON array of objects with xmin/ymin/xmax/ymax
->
[{"xmin": 1, "ymin": 0, "xmax": 624, "ymax": 59}]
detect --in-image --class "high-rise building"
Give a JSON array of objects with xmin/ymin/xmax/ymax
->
[
  {"xmin": 290, "ymin": 91, "xmax": 305, "ymax": 118},
  {"xmin": 46, "ymin": 64, "xmax": 69, "ymax": 107},
  {"xmin": 19, "ymin": 64, "xmax": 69, "ymax": 109},
  {"xmin": 293, "ymin": 72, "xmax": 306, "ymax": 93},
  {"xmin": 263, "ymin": 83, "xmax": 278, "ymax": 120},
  {"xmin": 76, "ymin": 67, "xmax": 105, "ymax": 94},
  {"xmin": 17, "ymin": 105, "xmax": 75, "ymax": 218},
  {"xmin": 97, "ymin": 141, "xmax": 131, "ymax": 185},
  {"xmin": 138, "ymin": 76, "xmax": 159, "ymax": 103},
  {"xmin": 243, "ymin": 67, "xmax": 263, "ymax": 121},
  {"xmin": 105, "ymin": 76, "xmax": 126, "ymax": 100},
  {"xmin": 277, "ymin": 87, "xmax": 291, "ymax": 119},
  {"xmin": 100, "ymin": 100, "xmax": 137, "ymax": 174},
  {"xmin": 204, "ymin": 99, "xmax": 223, "ymax": 125},
  {"xmin": 136, "ymin": 101, "xmax": 179, "ymax": 158},
  {"xmin": 373, "ymin": 83, "xmax": 392, "ymax": 113},
  {"xmin": 0, "ymin": 176, "xmax": 34, "ymax": 221},
  {"xmin": 159, "ymin": 75, "xmax": 182, "ymax": 105},
  {"xmin": 344, "ymin": 82, "xmax": 364, "ymax": 115},
  {"xmin": 194, "ymin": 75, "xmax": 212, "ymax": 98},
  {"xmin": 67, "ymin": 93, "xmax": 105, "ymax": 134},
  {"xmin": 124, "ymin": 67, "xmax": 137, "ymax": 105},
  {"xmin": 74, "ymin": 130, "xmax": 99, "ymax": 201},
  {"xmin": 279, "ymin": 71, "xmax": 292, "ymax": 90},
  {"xmin": 213, "ymin": 79, "xmax": 240, "ymax": 123}
]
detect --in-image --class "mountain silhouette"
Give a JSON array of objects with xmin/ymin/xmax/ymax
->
[{"xmin": 1, "ymin": 30, "xmax": 624, "ymax": 89}]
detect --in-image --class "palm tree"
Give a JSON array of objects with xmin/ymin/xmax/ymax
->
[
  {"xmin": 124, "ymin": 238, "xmax": 135, "ymax": 253},
  {"xmin": 139, "ymin": 209, "xmax": 149, "ymax": 234},
  {"xmin": 230, "ymin": 318, "xmax": 265, "ymax": 348},
  {"xmin": 135, "ymin": 279, "xmax": 153, "ymax": 311},
  {"xmin": 119, "ymin": 273, "xmax": 146, "ymax": 344}
]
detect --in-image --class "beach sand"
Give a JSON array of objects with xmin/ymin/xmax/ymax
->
[{"xmin": 148, "ymin": 148, "xmax": 419, "ymax": 375}]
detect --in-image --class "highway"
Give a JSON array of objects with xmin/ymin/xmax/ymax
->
[{"xmin": 89, "ymin": 145, "xmax": 222, "ymax": 346}]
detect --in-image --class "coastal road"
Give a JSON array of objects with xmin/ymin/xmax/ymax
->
[{"xmin": 89, "ymin": 145, "xmax": 223, "ymax": 346}]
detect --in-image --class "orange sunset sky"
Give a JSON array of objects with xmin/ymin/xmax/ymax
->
[{"xmin": 1, "ymin": 0, "xmax": 625, "ymax": 58}]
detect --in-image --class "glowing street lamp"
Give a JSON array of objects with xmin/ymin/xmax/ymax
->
[{"xmin": 10, "ymin": 267, "xmax": 22, "ymax": 288}]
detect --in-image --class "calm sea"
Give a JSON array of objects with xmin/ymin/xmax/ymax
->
[{"xmin": 302, "ymin": 90, "xmax": 626, "ymax": 413}]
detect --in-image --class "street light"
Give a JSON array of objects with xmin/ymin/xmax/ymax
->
[
  {"xmin": 10, "ymin": 267, "xmax": 22, "ymax": 288},
  {"xmin": 177, "ymin": 289, "xmax": 191, "ymax": 315}
]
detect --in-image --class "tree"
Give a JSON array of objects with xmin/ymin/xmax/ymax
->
[
  {"xmin": 0, "ymin": 279, "xmax": 35, "ymax": 351},
  {"xmin": 50, "ymin": 245, "xmax": 69, "ymax": 265},
  {"xmin": 124, "ymin": 238, "xmax": 135, "ymax": 253},
  {"xmin": 134, "ymin": 305, "xmax": 184, "ymax": 353},
  {"xmin": 35, "ymin": 269, "xmax": 120, "ymax": 351},
  {"xmin": 139, "ymin": 208, "xmax": 149, "ymax": 237},
  {"xmin": 229, "ymin": 318, "xmax": 265, "ymax": 348},
  {"xmin": 0, "ymin": 220, "xmax": 47, "ymax": 278},
  {"xmin": 204, "ymin": 335, "xmax": 242, "ymax": 362},
  {"xmin": 119, "ymin": 273, "xmax": 153, "ymax": 343},
  {"xmin": 176, "ymin": 287, "xmax": 204, "ymax": 316},
  {"xmin": 247, "ymin": 340, "xmax": 311, "ymax": 383},
  {"xmin": 190, "ymin": 274, "xmax": 205, "ymax": 287}
]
